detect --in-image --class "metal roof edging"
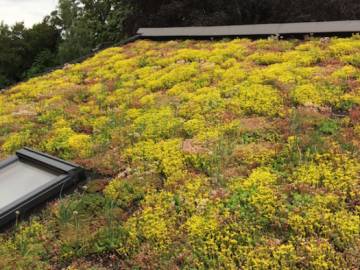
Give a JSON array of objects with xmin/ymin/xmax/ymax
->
[{"xmin": 137, "ymin": 20, "xmax": 360, "ymax": 38}]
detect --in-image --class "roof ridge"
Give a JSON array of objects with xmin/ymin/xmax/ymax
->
[{"xmin": 138, "ymin": 20, "xmax": 360, "ymax": 38}]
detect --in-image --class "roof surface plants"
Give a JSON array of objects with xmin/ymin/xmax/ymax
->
[{"xmin": 0, "ymin": 33, "xmax": 360, "ymax": 269}]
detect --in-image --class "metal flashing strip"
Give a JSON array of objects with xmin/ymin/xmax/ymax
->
[
  {"xmin": 0, "ymin": 148, "xmax": 85, "ymax": 228},
  {"xmin": 137, "ymin": 20, "xmax": 360, "ymax": 38}
]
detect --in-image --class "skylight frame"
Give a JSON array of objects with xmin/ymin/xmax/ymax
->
[{"xmin": 0, "ymin": 148, "xmax": 85, "ymax": 228}]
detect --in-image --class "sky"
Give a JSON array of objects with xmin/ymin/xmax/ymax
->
[{"xmin": 0, "ymin": 0, "xmax": 57, "ymax": 27}]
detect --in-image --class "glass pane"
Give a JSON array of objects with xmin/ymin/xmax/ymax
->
[{"xmin": 0, "ymin": 161, "xmax": 60, "ymax": 210}]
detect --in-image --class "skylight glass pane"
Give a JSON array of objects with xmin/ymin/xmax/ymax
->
[{"xmin": 0, "ymin": 161, "xmax": 60, "ymax": 210}]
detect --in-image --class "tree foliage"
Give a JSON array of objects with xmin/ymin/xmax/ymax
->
[
  {"xmin": 0, "ymin": 20, "xmax": 60, "ymax": 88},
  {"xmin": 53, "ymin": 0, "xmax": 132, "ymax": 62}
]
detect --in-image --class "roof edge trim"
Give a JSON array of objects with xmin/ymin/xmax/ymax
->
[{"xmin": 137, "ymin": 20, "xmax": 360, "ymax": 38}]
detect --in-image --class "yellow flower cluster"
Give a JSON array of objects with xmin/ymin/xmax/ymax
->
[
  {"xmin": 125, "ymin": 139, "xmax": 185, "ymax": 185},
  {"xmin": 2, "ymin": 130, "xmax": 31, "ymax": 154},
  {"xmin": 43, "ymin": 120, "xmax": 92, "ymax": 159},
  {"xmin": 292, "ymin": 153, "xmax": 359, "ymax": 194}
]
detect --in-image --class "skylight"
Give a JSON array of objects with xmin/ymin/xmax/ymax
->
[{"xmin": 0, "ymin": 148, "xmax": 85, "ymax": 228}]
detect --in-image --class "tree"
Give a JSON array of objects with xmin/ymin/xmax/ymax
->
[
  {"xmin": 0, "ymin": 20, "xmax": 60, "ymax": 88},
  {"xmin": 53, "ymin": 0, "xmax": 131, "ymax": 63},
  {"xmin": 0, "ymin": 23, "xmax": 27, "ymax": 88}
]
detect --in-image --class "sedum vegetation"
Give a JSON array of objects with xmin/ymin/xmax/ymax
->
[{"xmin": 0, "ymin": 36, "xmax": 360, "ymax": 269}]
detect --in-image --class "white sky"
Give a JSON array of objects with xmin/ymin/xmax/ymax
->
[{"xmin": 0, "ymin": 0, "xmax": 58, "ymax": 27}]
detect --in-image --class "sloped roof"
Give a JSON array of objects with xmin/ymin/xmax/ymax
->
[{"xmin": 1, "ymin": 33, "xmax": 360, "ymax": 268}]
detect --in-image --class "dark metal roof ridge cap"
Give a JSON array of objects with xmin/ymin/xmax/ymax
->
[{"xmin": 137, "ymin": 20, "xmax": 360, "ymax": 37}]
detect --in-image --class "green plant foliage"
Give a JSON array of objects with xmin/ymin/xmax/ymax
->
[{"xmin": 317, "ymin": 119, "xmax": 339, "ymax": 135}]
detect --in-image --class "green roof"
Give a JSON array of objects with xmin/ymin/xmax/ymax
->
[{"xmin": 0, "ymin": 36, "xmax": 360, "ymax": 269}]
